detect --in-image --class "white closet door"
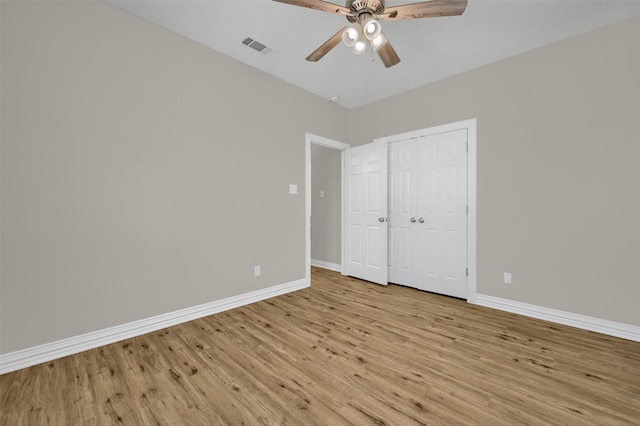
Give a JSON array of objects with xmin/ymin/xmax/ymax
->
[
  {"xmin": 344, "ymin": 141, "xmax": 388, "ymax": 285},
  {"xmin": 387, "ymin": 129, "xmax": 468, "ymax": 298},
  {"xmin": 388, "ymin": 139, "xmax": 417, "ymax": 285},
  {"xmin": 416, "ymin": 129, "xmax": 468, "ymax": 298}
]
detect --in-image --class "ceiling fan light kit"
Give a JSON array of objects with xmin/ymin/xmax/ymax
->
[
  {"xmin": 345, "ymin": 12, "xmax": 383, "ymax": 54},
  {"xmin": 273, "ymin": 0, "xmax": 467, "ymax": 68}
]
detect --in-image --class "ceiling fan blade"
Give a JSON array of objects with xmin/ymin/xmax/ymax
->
[
  {"xmin": 381, "ymin": 0, "xmax": 467, "ymax": 21},
  {"xmin": 376, "ymin": 39, "xmax": 401, "ymax": 68},
  {"xmin": 306, "ymin": 26, "xmax": 349, "ymax": 62},
  {"xmin": 272, "ymin": 0, "xmax": 350, "ymax": 15}
]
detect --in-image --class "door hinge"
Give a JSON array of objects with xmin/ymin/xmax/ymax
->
[
  {"xmin": 466, "ymin": 205, "xmax": 469, "ymax": 214},
  {"xmin": 466, "ymin": 142, "xmax": 469, "ymax": 152},
  {"xmin": 466, "ymin": 268, "xmax": 468, "ymax": 277}
]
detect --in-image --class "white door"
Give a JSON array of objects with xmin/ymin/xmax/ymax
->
[
  {"xmin": 388, "ymin": 129, "xmax": 468, "ymax": 299},
  {"xmin": 417, "ymin": 129, "xmax": 468, "ymax": 298},
  {"xmin": 344, "ymin": 141, "xmax": 388, "ymax": 285},
  {"xmin": 388, "ymin": 139, "xmax": 417, "ymax": 285}
]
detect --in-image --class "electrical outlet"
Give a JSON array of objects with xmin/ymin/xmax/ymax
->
[
  {"xmin": 254, "ymin": 266, "xmax": 261, "ymax": 277},
  {"xmin": 504, "ymin": 272, "xmax": 512, "ymax": 284}
]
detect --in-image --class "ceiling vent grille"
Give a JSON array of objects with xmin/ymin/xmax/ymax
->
[{"xmin": 242, "ymin": 37, "xmax": 274, "ymax": 56}]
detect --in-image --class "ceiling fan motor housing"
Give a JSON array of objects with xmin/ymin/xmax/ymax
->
[{"xmin": 346, "ymin": 0, "xmax": 385, "ymax": 22}]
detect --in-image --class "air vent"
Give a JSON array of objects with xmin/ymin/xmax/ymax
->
[{"xmin": 242, "ymin": 37, "xmax": 274, "ymax": 56}]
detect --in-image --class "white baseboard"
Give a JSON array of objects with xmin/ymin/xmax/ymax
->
[
  {"xmin": 0, "ymin": 279, "xmax": 308, "ymax": 375},
  {"xmin": 311, "ymin": 259, "xmax": 342, "ymax": 273},
  {"xmin": 475, "ymin": 294, "xmax": 640, "ymax": 343}
]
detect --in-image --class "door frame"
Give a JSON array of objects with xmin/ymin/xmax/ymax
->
[
  {"xmin": 305, "ymin": 133, "xmax": 350, "ymax": 286},
  {"xmin": 373, "ymin": 118, "xmax": 477, "ymax": 303}
]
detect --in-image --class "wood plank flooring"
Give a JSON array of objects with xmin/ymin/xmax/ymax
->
[{"xmin": 2, "ymin": 267, "xmax": 639, "ymax": 425}]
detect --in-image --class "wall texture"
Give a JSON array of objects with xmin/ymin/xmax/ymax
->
[
  {"xmin": 0, "ymin": 0, "xmax": 348, "ymax": 354},
  {"xmin": 348, "ymin": 16, "xmax": 640, "ymax": 327},
  {"xmin": 311, "ymin": 144, "xmax": 342, "ymax": 266}
]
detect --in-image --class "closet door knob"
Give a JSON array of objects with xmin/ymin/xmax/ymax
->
[
  {"xmin": 418, "ymin": 218, "xmax": 424, "ymax": 223},
  {"xmin": 378, "ymin": 217, "xmax": 386, "ymax": 222},
  {"xmin": 410, "ymin": 217, "xmax": 416, "ymax": 223}
]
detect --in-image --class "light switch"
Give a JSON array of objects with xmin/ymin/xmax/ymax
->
[
  {"xmin": 289, "ymin": 184, "xmax": 297, "ymax": 194},
  {"xmin": 320, "ymin": 190, "xmax": 325, "ymax": 198},
  {"xmin": 504, "ymin": 272, "xmax": 512, "ymax": 284}
]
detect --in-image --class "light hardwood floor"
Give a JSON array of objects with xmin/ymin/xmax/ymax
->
[{"xmin": 1, "ymin": 267, "xmax": 639, "ymax": 425}]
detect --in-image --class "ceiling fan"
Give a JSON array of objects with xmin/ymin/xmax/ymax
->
[{"xmin": 273, "ymin": 0, "xmax": 468, "ymax": 68}]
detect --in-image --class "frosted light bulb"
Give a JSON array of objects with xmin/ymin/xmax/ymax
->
[
  {"xmin": 352, "ymin": 40, "xmax": 367, "ymax": 54},
  {"xmin": 371, "ymin": 34, "xmax": 387, "ymax": 50},
  {"xmin": 361, "ymin": 18, "xmax": 381, "ymax": 41},
  {"xmin": 342, "ymin": 26, "xmax": 359, "ymax": 47}
]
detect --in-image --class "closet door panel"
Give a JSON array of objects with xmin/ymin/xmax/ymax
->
[
  {"xmin": 388, "ymin": 140, "xmax": 417, "ymax": 285},
  {"xmin": 416, "ymin": 130, "xmax": 468, "ymax": 298}
]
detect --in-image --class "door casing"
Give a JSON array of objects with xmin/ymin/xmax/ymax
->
[{"xmin": 305, "ymin": 133, "xmax": 350, "ymax": 287}]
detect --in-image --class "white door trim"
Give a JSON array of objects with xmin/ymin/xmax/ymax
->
[
  {"xmin": 373, "ymin": 118, "xmax": 477, "ymax": 303},
  {"xmin": 305, "ymin": 133, "xmax": 350, "ymax": 286}
]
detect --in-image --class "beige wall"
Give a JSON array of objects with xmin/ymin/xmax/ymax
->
[
  {"xmin": 349, "ymin": 16, "xmax": 640, "ymax": 327},
  {"xmin": 311, "ymin": 144, "xmax": 342, "ymax": 265},
  {"xmin": 0, "ymin": 0, "xmax": 348, "ymax": 353}
]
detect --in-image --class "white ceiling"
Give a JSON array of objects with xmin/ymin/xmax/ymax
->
[{"xmin": 107, "ymin": 0, "xmax": 640, "ymax": 109}]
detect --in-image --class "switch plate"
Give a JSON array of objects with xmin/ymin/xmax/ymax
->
[
  {"xmin": 320, "ymin": 190, "xmax": 325, "ymax": 198},
  {"xmin": 289, "ymin": 184, "xmax": 297, "ymax": 194},
  {"xmin": 504, "ymin": 272, "xmax": 512, "ymax": 284},
  {"xmin": 254, "ymin": 266, "xmax": 261, "ymax": 277}
]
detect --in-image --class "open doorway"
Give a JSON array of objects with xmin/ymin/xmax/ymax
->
[{"xmin": 304, "ymin": 133, "xmax": 349, "ymax": 286}]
